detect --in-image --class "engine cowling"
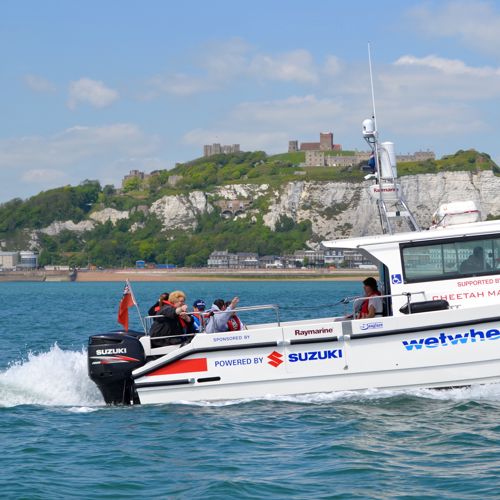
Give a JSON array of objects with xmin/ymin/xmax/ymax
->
[{"xmin": 88, "ymin": 331, "xmax": 146, "ymax": 404}]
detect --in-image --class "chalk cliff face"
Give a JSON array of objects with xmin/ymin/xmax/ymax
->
[
  {"xmin": 40, "ymin": 220, "xmax": 95, "ymax": 236},
  {"xmin": 37, "ymin": 171, "xmax": 500, "ymax": 240},
  {"xmin": 150, "ymin": 191, "xmax": 213, "ymax": 230},
  {"xmin": 89, "ymin": 208, "xmax": 129, "ymax": 224},
  {"xmin": 214, "ymin": 184, "xmax": 269, "ymax": 199},
  {"xmin": 262, "ymin": 171, "xmax": 500, "ymax": 240}
]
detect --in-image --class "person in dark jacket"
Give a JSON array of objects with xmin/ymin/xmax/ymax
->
[
  {"xmin": 148, "ymin": 292, "xmax": 169, "ymax": 317},
  {"xmin": 149, "ymin": 290, "xmax": 192, "ymax": 347}
]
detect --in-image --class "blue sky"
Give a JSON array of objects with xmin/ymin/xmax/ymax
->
[{"xmin": 1, "ymin": 0, "xmax": 500, "ymax": 202}]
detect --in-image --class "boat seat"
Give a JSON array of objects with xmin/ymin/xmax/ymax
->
[{"xmin": 399, "ymin": 300, "xmax": 449, "ymax": 315}]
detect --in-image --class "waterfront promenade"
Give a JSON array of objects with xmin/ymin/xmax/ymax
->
[{"xmin": 75, "ymin": 268, "xmax": 373, "ymax": 282}]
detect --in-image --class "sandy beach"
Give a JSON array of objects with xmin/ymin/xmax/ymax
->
[{"xmin": 75, "ymin": 268, "xmax": 374, "ymax": 282}]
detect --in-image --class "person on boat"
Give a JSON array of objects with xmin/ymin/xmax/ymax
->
[
  {"xmin": 224, "ymin": 300, "xmax": 246, "ymax": 331},
  {"xmin": 191, "ymin": 299, "xmax": 208, "ymax": 333},
  {"xmin": 356, "ymin": 277, "xmax": 383, "ymax": 319},
  {"xmin": 149, "ymin": 290, "xmax": 193, "ymax": 347},
  {"xmin": 148, "ymin": 292, "xmax": 169, "ymax": 317},
  {"xmin": 459, "ymin": 247, "xmax": 488, "ymax": 273},
  {"xmin": 205, "ymin": 296, "xmax": 240, "ymax": 333}
]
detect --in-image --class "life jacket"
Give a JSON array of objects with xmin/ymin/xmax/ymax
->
[
  {"xmin": 192, "ymin": 312, "xmax": 206, "ymax": 332},
  {"xmin": 360, "ymin": 291, "xmax": 382, "ymax": 317},
  {"xmin": 161, "ymin": 300, "xmax": 187, "ymax": 330},
  {"xmin": 227, "ymin": 315, "xmax": 242, "ymax": 331},
  {"xmin": 154, "ymin": 299, "xmax": 170, "ymax": 313}
]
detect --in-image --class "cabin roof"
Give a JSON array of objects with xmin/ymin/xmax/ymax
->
[{"xmin": 322, "ymin": 219, "xmax": 500, "ymax": 251}]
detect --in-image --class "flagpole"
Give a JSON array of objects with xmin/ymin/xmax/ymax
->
[{"xmin": 127, "ymin": 279, "xmax": 147, "ymax": 333}]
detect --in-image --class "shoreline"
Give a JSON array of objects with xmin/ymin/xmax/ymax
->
[{"xmin": 75, "ymin": 269, "xmax": 375, "ymax": 282}]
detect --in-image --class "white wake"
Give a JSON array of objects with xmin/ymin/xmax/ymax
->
[
  {"xmin": 178, "ymin": 384, "xmax": 500, "ymax": 407},
  {"xmin": 0, "ymin": 344, "xmax": 104, "ymax": 408}
]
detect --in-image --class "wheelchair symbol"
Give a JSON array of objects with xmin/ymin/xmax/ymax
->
[{"xmin": 391, "ymin": 274, "xmax": 402, "ymax": 284}]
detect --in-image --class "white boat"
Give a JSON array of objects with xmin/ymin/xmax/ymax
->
[
  {"xmin": 88, "ymin": 216, "xmax": 500, "ymax": 404},
  {"xmin": 88, "ymin": 112, "xmax": 500, "ymax": 404}
]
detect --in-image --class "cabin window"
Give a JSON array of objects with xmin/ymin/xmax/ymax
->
[{"xmin": 401, "ymin": 235, "xmax": 500, "ymax": 283}]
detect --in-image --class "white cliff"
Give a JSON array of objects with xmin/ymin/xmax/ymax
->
[
  {"xmin": 34, "ymin": 171, "xmax": 500, "ymax": 242},
  {"xmin": 214, "ymin": 184, "xmax": 269, "ymax": 200},
  {"xmin": 40, "ymin": 220, "xmax": 95, "ymax": 236},
  {"xmin": 89, "ymin": 208, "xmax": 129, "ymax": 224},
  {"xmin": 262, "ymin": 171, "xmax": 500, "ymax": 241},
  {"xmin": 150, "ymin": 191, "xmax": 213, "ymax": 230}
]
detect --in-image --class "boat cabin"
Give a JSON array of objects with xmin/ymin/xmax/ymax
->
[{"xmin": 322, "ymin": 219, "xmax": 500, "ymax": 316}]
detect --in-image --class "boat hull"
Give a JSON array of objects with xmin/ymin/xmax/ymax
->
[{"xmin": 131, "ymin": 307, "xmax": 500, "ymax": 404}]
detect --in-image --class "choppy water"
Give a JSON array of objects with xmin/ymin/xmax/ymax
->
[{"xmin": 1, "ymin": 281, "xmax": 499, "ymax": 499}]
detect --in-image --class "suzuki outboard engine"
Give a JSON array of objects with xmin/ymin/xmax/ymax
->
[{"xmin": 88, "ymin": 331, "xmax": 146, "ymax": 405}]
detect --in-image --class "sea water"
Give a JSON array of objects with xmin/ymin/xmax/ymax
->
[{"xmin": 1, "ymin": 281, "xmax": 499, "ymax": 499}]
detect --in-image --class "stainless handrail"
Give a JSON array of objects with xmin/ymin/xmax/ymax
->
[
  {"xmin": 351, "ymin": 291, "xmax": 426, "ymax": 317},
  {"xmin": 144, "ymin": 303, "xmax": 281, "ymax": 334}
]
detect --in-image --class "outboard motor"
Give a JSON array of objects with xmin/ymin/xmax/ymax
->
[{"xmin": 88, "ymin": 331, "xmax": 146, "ymax": 405}]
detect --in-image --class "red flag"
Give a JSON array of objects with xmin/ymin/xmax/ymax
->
[{"xmin": 117, "ymin": 281, "xmax": 136, "ymax": 331}]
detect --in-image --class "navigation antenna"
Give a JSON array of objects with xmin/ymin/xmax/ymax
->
[{"xmin": 362, "ymin": 43, "xmax": 420, "ymax": 235}]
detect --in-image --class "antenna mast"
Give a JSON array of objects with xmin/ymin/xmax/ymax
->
[
  {"xmin": 368, "ymin": 42, "xmax": 377, "ymax": 131},
  {"xmin": 362, "ymin": 44, "xmax": 420, "ymax": 234}
]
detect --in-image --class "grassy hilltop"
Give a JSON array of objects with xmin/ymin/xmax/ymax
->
[{"xmin": 0, "ymin": 149, "xmax": 497, "ymax": 268}]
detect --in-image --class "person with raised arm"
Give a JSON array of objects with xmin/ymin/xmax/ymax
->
[{"xmin": 205, "ymin": 296, "xmax": 240, "ymax": 333}]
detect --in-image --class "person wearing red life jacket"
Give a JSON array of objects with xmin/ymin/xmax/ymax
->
[
  {"xmin": 148, "ymin": 292, "xmax": 169, "ymax": 317},
  {"xmin": 205, "ymin": 297, "xmax": 240, "ymax": 333},
  {"xmin": 224, "ymin": 300, "xmax": 246, "ymax": 331},
  {"xmin": 149, "ymin": 290, "xmax": 192, "ymax": 347},
  {"xmin": 357, "ymin": 277, "xmax": 383, "ymax": 319}
]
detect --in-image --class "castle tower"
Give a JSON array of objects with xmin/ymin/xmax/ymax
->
[{"xmin": 319, "ymin": 132, "xmax": 334, "ymax": 151}]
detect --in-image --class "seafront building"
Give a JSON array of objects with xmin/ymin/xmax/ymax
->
[
  {"xmin": 207, "ymin": 249, "xmax": 373, "ymax": 269},
  {"xmin": 0, "ymin": 250, "xmax": 38, "ymax": 270}
]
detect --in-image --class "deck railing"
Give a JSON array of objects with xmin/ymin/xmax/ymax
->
[
  {"xmin": 144, "ymin": 303, "xmax": 281, "ymax": 340},
  {"xmin": 351, "ymin": 291, "xmax": 426, "ymax": 317}
]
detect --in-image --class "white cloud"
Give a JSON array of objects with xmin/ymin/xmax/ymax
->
[
  {"xmin": 231, "ymin": 95, "xmax": 342, "ymax": 130},
  {"xmin": 183, "ymin": 128, "xmax": 288, "ymax": 154},
  {"xmin": 68, "ymin": 78, "xmax": 119, "ymax": 109},
  {"xmin": 199, "ymin": 38, "xmax": 251, "ymax": 80},
  {"xmin": 149, "ymin": 73, "xmax": 218, "ymax": 96},
  {"xmin": 388, "ymin": 55, "xmax": 500, "ymax": 101},
  {"xmin": 21, "ymin": 169, "xmax": 68, "ymax": 184},
  {"xmin": 395, "ymin": 55, "xmax": 500, "ymax": 77},
  {"xmin": 0, "ymin": 123, "xmax": 160, "ymax": 200},
  {"xmin": 23, "ymin": 74, "xmax": 57, "ymax": 93},
  {"xmin": 182, "ymin": 94, "xmax": 344, "ymax": 154},
  {"xmin": 408, "ymin": 1, "xmax": 500, "ymax": 54},
  {"xmin": 181, "ymin": 47, "xmax": 500, "ymax": 158},
  {"xmin": 323, "ymin": 55, "xmax": 342, "ymax": 77},
  {"xmin": 248, "ymin": 49, "xmax": 319, "ymax": 84},
  {"xmin": 149, "ymin": 41, "xmax": 324, "ymax": 96}
]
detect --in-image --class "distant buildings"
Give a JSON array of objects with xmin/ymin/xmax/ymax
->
[
  {"xmin": 207, "ymin": 249, "xmax": 373, "ymax": 269},
  {"xmin": 0, "ymin": 251, "xmax": 18, "ymax": 270},
  {"xmin": 120, "ymin": 169, "xmax": 182, "ymax": 189},
  {"xmin": 304, "ymin": 150, "xmax": 435, "ymax": 167},
  {"xmin": 305, "ymin": 151, "xmax": 369, "ymax": 167},
  {"xmin": 290, "ymin": 131, "xmax": 434, "ymax": 168},
  {"xmin": 0, "ymin": 250, "xmax": 38, "ymax": 270},
  {"xmin": 289, "ymin": 132, "xmax": 342, "ymax": 153},
  {"xmin": 203, "ymin": 143, "xmax": 241, "ymax": 157},
  {"xmin": 213, "ymin": 199, "xmax": 252, "ymax": 219},
  {"xmin": 397, "ymin": 150, "xmax": 436, "ymax": 162}
]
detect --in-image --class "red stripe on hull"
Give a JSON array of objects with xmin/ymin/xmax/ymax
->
[{"xmin": 147, "ymin": 358, "xmax": 208, "ymax": 376}]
